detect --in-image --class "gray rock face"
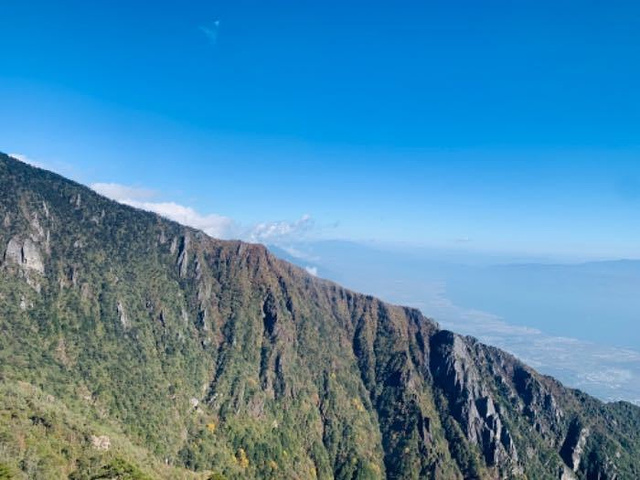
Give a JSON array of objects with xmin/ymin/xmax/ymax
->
[
  {"xmin": 561, "ymin": 419, "xmax": 590, "ymax": 472},
  {"xmin": 117, "ymin": 301, "xmax": 129, "ymax": 328},
  {"xmin": 4, "ymin": 238, "xmax": 22, "ymax": 265},
  {"xmin": 22, "ymin": 239, "xmax": 44, "ymax": 273},
  {"xmin": 42, "ymin": 201, "xmax": 50, "ymax": 219},
  {"xmin": 90, "ymin": 435, "xmax": 111, "ymax": 451},
  {"xmin": 560, "ymin": 465, "xmax": 578, "ymax": 480},
  {"xmin": 512, "ymin": 364, "xmax": 564, "ymax": 435},
  {"xmin": 4, "ymin": 237, "xmax": 45, "ymax": 274},
  {"xmin": 430, "ymin": 331, "xmax": 519, "ymax": 471},
  {"xmin": 177, "ymin": 235, "xmax": 190, "ymax": 278},
  {"xmin": 29, "ymin": 213, "xmax": 45, "ymax": 240}
]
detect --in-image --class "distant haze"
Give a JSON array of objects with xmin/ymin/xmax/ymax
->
[{"xmin": 269, "ymin": 240, "xmax": 640, "ymax": 404}]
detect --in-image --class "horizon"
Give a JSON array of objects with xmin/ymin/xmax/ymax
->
[
  {"xmin": 3, "ymin": 1, "xmax": 640, "ymax": 260},
  {"xmin": 8, "ymin": 151, "xmax": 640, "ymax": 265},
  {"xmin": 4, "ymin": 150, "xmax": 640, "ymax": 406},
  {"xmin": 3, "ymin": 152, "xmax": 640, "ymax": 478}
]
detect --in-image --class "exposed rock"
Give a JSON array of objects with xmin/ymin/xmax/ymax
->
[
  {"xmin": 4, "ymin": 237, "xmax": 44, "ymax": 273},
  {"xmin": 90, "ymin": 435, "xmax": 111, "ymax": 451},
  {"xmin": 512, "ymin": 365, "xmax": 564, "ymax": 432},
  {"xmin": 29, "ymin": 280, "xmax": 41, "ymax": 293},
  {"xmin": 68, "ymin": 266, "xmax": 78, "ymax": 286},
  {"xmin": 195, "ymin": 256, "xmax": 202, "ymax": 278},
  {"xmin": 430, "ymin": 330, "xmax": 519, "ymax": 471},
  {"xmin": 71, "ymin": 193, "xmax": 81, "ymax": 208},
  {"xmin": 197, "ymin": 308, "xmax": 208, "ymax": 331},
  {"xmin": 22, "ymin": 239, "xmax": 44, "ymax": 273},
  {"xmin": 177, "ymin": 235, "xmax": 190, "ymax": 278},
  {"xmin": 561, "ymin": 465, "xmax": 578, "ymax": 479},
  {"xmin": 29, "ymin": 212, "xmax": 45, "ymax": 240},
  {"xmin": 44, "ymin": 230, "xmax": 51, "ymax": 254},
  {"xmin": 4, "ymin": 238, "xmax": 22, "ymax": 265},
  {"xmin": 117, "ymin": 301, "xmax": 129, "ymax": 328},
  {"xmin": 561, "ymin": 419, "xmax": 589, "ymax": 472}
]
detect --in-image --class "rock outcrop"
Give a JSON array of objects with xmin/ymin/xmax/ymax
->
[
  {"xmin": 561, "ymin": 419, "xmax": 590, "ymax": 472},
  {"xmin": 430, "ymin": 331, "xmax": 519, "ymax": 475},
  {"xmin": 116, "ymin": 301, "xmax": 129, "ymax": 328},
  {"xmin": 4, "ymin": 237, "xmax": 44, "ymax": 273},
  {"xmin": 90, "ymin": 435, "xmax": 111, "ymax": 451}
]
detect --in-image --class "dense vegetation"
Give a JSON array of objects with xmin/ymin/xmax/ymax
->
[{"xmin": 1, "ymin": 152, "xmax": 639, "ymax": 479}]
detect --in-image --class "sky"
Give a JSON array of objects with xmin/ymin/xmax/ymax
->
[{"xmin": 2, "ymin": 0, "xmax": 640, "ymax": 259}]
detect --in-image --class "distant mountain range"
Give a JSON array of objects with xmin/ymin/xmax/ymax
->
[{"xmin": 1, "ymin": 152, "xmax": 639, "ymax": 479}]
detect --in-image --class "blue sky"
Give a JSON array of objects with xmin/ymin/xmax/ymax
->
[{"xmin": 2, "ymin": 0, "xmax": 640, "ymax": 259}]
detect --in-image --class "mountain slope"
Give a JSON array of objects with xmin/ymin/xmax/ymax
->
[{"xmin": 0, "ymin": 152, "xmax": 639, "ymax": 479}]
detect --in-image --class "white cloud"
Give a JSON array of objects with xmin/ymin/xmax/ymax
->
[
  {"xmin": 91, "ymin": 182, "xmax": 235, "ymax": 238},
  {"xmin": 127, "ymin": 200, "xmax": 234, "ymax": 239},
  {"xmin": 578, "ymin": 368, "xmax": 633, "ymax": 388},
  {"xmin": 278, "ymin": 245, "xmax": 320, "ymax": 262},
  {"xmin": 90, "ymin": 182, "xmax": 316, "ymax": 242},
  {"xmin": 91, "ymin": 183, "xmax": 156, "ymax": 202},
  {"xmin": 305, "ymin": 266, "xmax": 318, "ymax": 276},
  {"xmin": 249, "ymin": 214, "xmax": 314, "ymax": 243}
]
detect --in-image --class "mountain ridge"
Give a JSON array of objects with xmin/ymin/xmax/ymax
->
[{"xmin": 1, "ymin": 152, "xmax": 639, "ymax": 479}]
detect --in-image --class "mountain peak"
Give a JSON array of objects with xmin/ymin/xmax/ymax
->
[{"xmin": 1, "ymin": 152, "xmax": 639, "ymax": 479}]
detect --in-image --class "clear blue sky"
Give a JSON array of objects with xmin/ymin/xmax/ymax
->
[{"xmin": 1, "ymin": 0, "xmax": 640, "ymax": 258}]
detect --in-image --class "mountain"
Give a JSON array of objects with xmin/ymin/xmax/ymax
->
[
  {"xmin": 267, "ymin": 241, "xmax": 640, "ymax": 405},
  {"xmin": 0, "ymin": 153, "xmax": 639, "ymax": 480},
  {"xmin": 268, "ymin": 240, "xmax": 640, "ymax": 349}
]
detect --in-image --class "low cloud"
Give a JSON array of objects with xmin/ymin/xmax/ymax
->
[
  {"xmin": 278, "ymin": 245, "xmax": 320, "ymax": 262},
  {"xmin": 305, "ymin": 266, "xmax": 318, "ymax": 276},
  {"xmin": 129, "ymin": 201, "xmax": 235, "ymax": 239},
  {"xmin": 91, "ymin": 182, "xmax": 236, "ymax": 238},
  {"xmin": 249, "ymin": 214, "xmax": 314, "ymax": 243},
  {"xmin": 91, "ymin": 182, "xmax": 315, "ymax": 243}
]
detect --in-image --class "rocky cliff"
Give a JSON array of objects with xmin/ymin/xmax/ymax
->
[{"xmin": 0, "ymin": 152, "xmax": 639, "ymax": 479}]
